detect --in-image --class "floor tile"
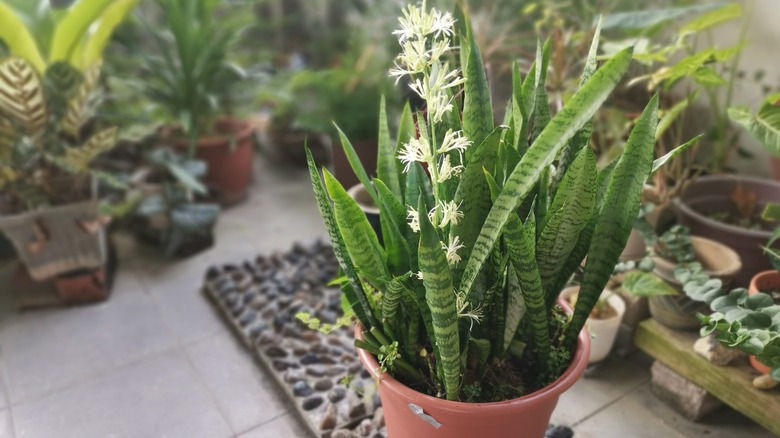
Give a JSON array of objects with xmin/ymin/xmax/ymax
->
[
  {"xmin": 550, "ymin": 353, "xmax": 651, "ymax": 426},
  {"xmin": 139, "ymin": 256, "xmax": 225, "ymax": 345},
  {"xmin": 0, "ymin": 409, "xmax": 13, "ymax": 438},
  {"xmin": 12, "ymin": 350, "xmax": 231, "ymax": 438},
  {"xmin": 185, "ymin": 331, "xmax": 288, "ymax": 434},
  {"xmin": 1, "ymin": 270, "xmax": 176, "ymax": 404},
  {"xmin": 237, "ymin": 413, "xmax": 311, "ymax": 438}
]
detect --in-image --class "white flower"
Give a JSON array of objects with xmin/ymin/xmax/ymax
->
[
  {"xmin": 415, "ymin": 271, "xmax": 424, "ymax": 280},
  {"xmin": 436, "ymin": 155, "xmax": 464, "ymax": 183},
  {"xmin": 456, "ymin": 290, "xmax": 483, "ymax": 327},
  {"xmin": 406, "ymin": 206, "xmax": 421, "ymax": 232},
  {"xmin": 438, "ymin": 200, "xmax": 463, "ymax": 228},
  {"xmin": 441, "ymin": 235, "xmax": 465, "ymax": 265},
  {"xmin": 426, "ymin": 90, "xmax": 455, "ymax": 123},
  {"xmin": 393, "ymin": 4, "xmax": 456, "ymax": 43},
  {"xmin": 428, "ymin": 62, "xmax": 465, "ymax": 93},
  {"xmin": 437, "ymin": 129, "xmax": 472, "ymax": 158},
  {"xmin": 398, "ymin": 135, "xmax": 433, "ymax": 172}
]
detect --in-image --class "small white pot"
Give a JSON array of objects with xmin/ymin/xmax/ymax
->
[{"xmin": 561, "ymin": 286, "xmax": 626, "ymax": 364}]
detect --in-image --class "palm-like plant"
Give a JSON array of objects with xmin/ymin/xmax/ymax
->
[{"xmin": 306, "ymin": 3, "xmax": 682, "ymax": 402}]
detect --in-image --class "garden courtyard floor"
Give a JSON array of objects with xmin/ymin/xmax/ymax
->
[{"xmin": 0, "ymin": 157, "xmax": 774, "ymax": 438}]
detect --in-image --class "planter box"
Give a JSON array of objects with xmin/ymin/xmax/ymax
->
[{"xmin": 0, "ymin": 201, "xmax": 106, "ymax": 281}]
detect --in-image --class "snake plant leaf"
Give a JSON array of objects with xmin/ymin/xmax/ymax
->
[
  {"xmin": 537, "ymin": 147, "xmax": 597, "ymax": 294},
  {"xmin": 460, "ymin": 46, "xmax": 635, "ymax": 298},
  {"xmin": 552, "ymin": 18, "xmax": 602, "ymax": 196},
  {"xmin": 375, "ymin": 179, "xmax": 412, "ymax": 274},
  {"xmin": 395, "ymin": 102, "xmax": 415, "ymax": 197},
  {"xmin": 418, "ymin": 195, "xmax": 461, "ymax": 401},
  {"xmin": 729, "ymin": 96, "xmax": 780, "ymax": 156},
  {"xmin": 0, "ymin": 4, "xmax": 45, "ymax": 72},
  {"xmin": 79, "ymin": 0, "xmax": 140, "ymax": 70},
  {"xmin": 334, "ymin": 123, "xmax": 379, "ymax": 205},
  {"xmin": 509, "ymin": 63, "xmax": 526, "ymax": 153},
  {"xmin": 306, "ymin": 149, "xmax": 378, "ymax": 330},
  {"xmin": 0, "ymin": 58, "xmax": 48, "ymax": 133},
  {"xmin": 651, "ymin": 134, "xmax": 702, "ymax": 173},
  {"xmin": 377, "ymin": 96, "xmax": 402, "ymax": 198},
  {"xmin": 500, "ymin": 263, "xmax": 525, "ymax": 357},
  {"xmin": 382, "ymin": 274, "xmax": 412, "ymax": 342},
  {"xmin": 450, "ymin": 129, "xmax": 503, "ymax": 283},
  {"xmin": 462, "ymin": 25, "xmax": 493, "ymax": 158},
  {"xmin": 405, "ymin": 161, "xmax": 434, "ymax": 215},
  {"xmin": 324, "ymin": 169, "xmax": 390, "ymax": 293},
  {"xmin": 530, "ymin": 39, "xmax": 552, "ymax": 144},
  {"xmin": 563, "ymin": 94, "xmax": 658, "ymax": 351},
  {"xmin": 49, "ymin": 0, "xmax": 115, "ymax": 64}
]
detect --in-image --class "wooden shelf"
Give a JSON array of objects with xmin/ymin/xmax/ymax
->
[{"xmin": 634, "ymin": 318, "xmax": 780, "ymax": 436}]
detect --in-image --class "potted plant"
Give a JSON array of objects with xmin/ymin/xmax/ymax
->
[
  {"xmin": 0, "ymin": 1, "xmax": 136, "ymax": 290},
  {"xmin": 303, "ymin": 4, "xmax": 685, "ymax": 437},
  {"xmin": 560, "ymin": 286, "xmax": 626, "ymax": 364},
  {"xmin": 128, "ymin": 0, "xmax": 257, "ymax": 205}
]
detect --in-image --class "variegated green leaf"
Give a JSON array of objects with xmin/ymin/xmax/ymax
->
[
  {"xmin": 382, "ymin": 274, "xmax": 412, "ymax": 341},
  {"xmin": 306, "ymin": 149, "xmax": 378, "ymax": 330},
  {"xmin": 460, "ymin": 47, "xmax": 635, "ymax": 298},
  {"xmin": 375, "ymin": 179, "xmax": 412, "ymax": 274},
  {"xmin": 334, "ymin": 124, "xmax": 378, "ymax": 205},
  {"xmin": 529, "ymin": 40, "xmax": 552, "ymax": 144},
  {"xmin": 61, "ymin": 127, "xmax": 117, "ymax": 172},
  {"xmin": 324, "ymin": 169, "xmax": 390, "ymax": 292},
  {"xmin": 60, "ymin": 62, "xmax": 101, "ymax": 137},
  {"xmin": 563, "ymin": 94, "xmax": 659, "ymax": 351},
  {"xmin": 418, "ymin": 195, "xmax": 460, "ymax": 401},
  {"xmin": 404, "ymin": 161, "xmax": 434, "ymax": 214},
  {"xmin": 0, "ymin": 57, "xmax": 47, "ymax": 133},
  {"xmin": 461, "ymin": 27, "xmax": 493, "ymax": 159},
  {"xmin": 377, "ymin": 96, "xmax": 401, "ymax": 198}
]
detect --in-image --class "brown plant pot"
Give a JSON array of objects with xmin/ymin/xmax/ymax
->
[
  {"xmin": 649, "ymin": 236, "xmax": 741, "ymax": 331},
  {"xmin": 747, "ymin": 270, "xmax": 780, "ymax": 374},
  {"xmin": 55, "ymin": 268, "xmax": 108, "ymax": 303},
  {"xmin": 172, "ymin": 118, "xmax": 255, "ymax": 206},
  {"xmin": 355, "ymin": 319, "xmax": 590, "ymax": 437},
  {"xmin": 672, "ymin": 175, "xmax": 780, "ymax": 287},
  {"xmin": 332, "ymin": 139, "xmax": 377, "ymax": 190}
]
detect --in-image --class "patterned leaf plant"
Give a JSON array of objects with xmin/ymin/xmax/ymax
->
[
  {"xmin": 0, "ymin": 56, "xmax": 120, "ymax": 213},
  {"xmin": 307, "ymin": 2, "xmax": 681, "ymax": 402}
]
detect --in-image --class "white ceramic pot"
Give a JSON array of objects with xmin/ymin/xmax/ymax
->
[{"xmin": 561, "ymin": 287, "xmax": 626, "ymax": 364}]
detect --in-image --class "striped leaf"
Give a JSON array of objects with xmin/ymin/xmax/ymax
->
[
  {"xmin": 552, "ymin": 18, "xmax": 602, "ymax": 196},
  {"xmin": 461, "ymin": 26, "xmax": 494, "ymax": 159},
  {"xmin": 404, "ymin": 161, "xmax": 434, "ymax": 214},
  {"xmin": 61, "ymin": 127, "xmax": 117, "ymax": 172},
  {"xmin": 459, "ymin": 47, "xmax": 634, "ymax": 298},
  {"xmin": 0, "ymin": 57, "xmax": 47, "ymax": 133},
  {"xmin": 60, "ymin": 62, "xmax": 101, "ymax": 137},
  {"xmin": 418, "ymin": 195, "xmax": 461, "ymax": 400},
  {"xmin": 502, "ymin": 257, "xmax": 527, "ymax": 357},
  {"xmin": 375, "ymin": 179, "xmax": 411, "ymax": 274},
  {"xmin": 537, "ymin": 147, "xmax": 597, "ymax": 294},
  {"xmin": 395, "ymin": 102, "xmax": 415, "ymax": 197},
  {"xmin": 563, "ymin": 95, "xmax": 659, "ymax": 351},
  {"xmin": 382, "ymin": 274, "xmax": 411, "ymax": 342},
  {"xmin": 450, "ymin": 129, "xmax": 502, "ymax": 284},
  {"xmin": 510, "ymin": 63, "xmax": 525, "ymax": 153},
  {"xmin": 306, "ymin": 149, "xmax": 378, "ymax": 330},
  {"xmin": 0, "ymin": 4, "xmax": 45, "ymax": 72},
  {"xmin": 324, "ymin": 169, "xmax": 390, "ymax": 292},
  {"xmin": 0, "ymin": 118, "xmax": 16, "ymax": 162},
  {"xmin": 377, "ymin": 96, "xmax": 402, "ymax": 198},
  {"xmin": 529, "ymin": 40, "xmax": 552, "ymax": 144},
  {"xmin": 334, "ymin": 124, "xmax": 378, "ymax": 205}
]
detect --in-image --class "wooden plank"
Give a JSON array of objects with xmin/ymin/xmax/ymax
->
[{"xmin": 634, "ymin": 318, "xmax": 780, "ymax": 436}]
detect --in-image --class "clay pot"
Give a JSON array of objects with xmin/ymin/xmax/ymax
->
[
  {"xmin": 332, "ymin": 139, "xmax": 377, "ymax": 190},
  {"xmin": 561, "ymin": 287, "xmax": 625, "ymax": 363},
  {"xmin": 673, "ymin": 175, "xmax": 780, "ymax": 287},
  {"xmin": 649, "ymin": 236, "xmax": 741, "ymax": 331},
  {"xmin": 620, "ymin": 228, "xmax": 647, "ymax": 262},
  {"xmin": 747, "ymin": 270, "xmax": 780, "ymax": 374},
  {"xmin": 172, "ymin": 118, "xmax": 255, "ymax": 206},
  {"xmin": 347, "ymin": 184, "xmax": 382, "ymax": 243},
  {"xmin": 355, "ymin": 321, "xmax": 590, "ymax": 438}
]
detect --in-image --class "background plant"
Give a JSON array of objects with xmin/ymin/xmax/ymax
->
[{"xmin": 304, "ymin": 3, "xmax": 689, "ymax": 402}]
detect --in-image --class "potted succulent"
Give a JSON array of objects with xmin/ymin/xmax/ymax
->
[
  {"xmin": 129, "ymin": 0, "xmax": 257, "ymax": 205},
  {"xmin": 560, "ymin": 286, "xmax": 626, "ymax": 364},
  {"xmin": 0, "ymin": 1, "xmax": 136, "ymax": 289},
  {"xmin": 304, "ymin": 4, "xmax": 685, "ymax": 437}
]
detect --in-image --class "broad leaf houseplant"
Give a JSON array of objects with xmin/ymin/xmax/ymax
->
[{"xmin": 306, "ymin": 4, "xmax": 678, "ymax": 437}]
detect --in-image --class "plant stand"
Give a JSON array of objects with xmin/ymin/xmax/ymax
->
[{"xmin": 634, "ymin": 318, "xmax": 780, "ymax": 435}]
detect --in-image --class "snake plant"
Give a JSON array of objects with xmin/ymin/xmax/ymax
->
[{"xmin": 307, "ymin": 3, "xmax": 678, "ymax": 402}]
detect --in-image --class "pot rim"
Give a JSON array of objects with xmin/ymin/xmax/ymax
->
[
  {"xmin": 560, "ymin": 286, "xmax": 626, "ymax": 323},
  {"xmin": 672, "ymin": 175, "xmax": 780, "ymax": 240},
  {"xmin": 651, "ymin": 235, "xmax": 742, "ymax": 280},
  {"xmin": 168, "ymin": 118, "xmax": 255, "ymax": 149},
  {"xmin": 749, "ymin": 269, "xmax": 780, "ymax": 295},
  {"xmin": 355, "ymin": 309, "xmax": 590, "ymax": 414},
  {"xmin": 347, "ymin": 184, "xmax": 380, "ymax": 215}
]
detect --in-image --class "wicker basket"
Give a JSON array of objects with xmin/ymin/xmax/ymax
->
[{"xmin": 0, "ymin": 201, "xmax": 107, "ymax": 281}]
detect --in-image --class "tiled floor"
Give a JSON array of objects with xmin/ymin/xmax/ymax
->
[{"xmin": 0, "ymin": 157, "xmax": 775, "ymax": 437}]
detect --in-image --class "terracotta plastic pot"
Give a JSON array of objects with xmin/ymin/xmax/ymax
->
[
  {"xmin": 648, "ymin": 235, "xmax": 741, "ymax": 331},
  {"xmin": 747, "ymin": 270, "xmax": 780, "ymax": 374},
  {"xmin": 561, "ymin": 287, "xmax": 625, "ymax": 363},
  {"xmin": 673, "ymin": 175, "xmax": 780, "ymax": 287},
  {"xmin": 356, "ymin": 323, "xmax": 590, "ymax": 438},
  {"xmin": 173, "ymin": 118, "xmax": 255, "ymax": 206}
]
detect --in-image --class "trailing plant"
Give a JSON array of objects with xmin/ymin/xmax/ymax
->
[
  {"xmin": 0, "ymin": 57, "xmax": 122, "ymax": 213},
  {"xmin": 305, "ymin": 3, "xmax": 690, "ymax": 402}
]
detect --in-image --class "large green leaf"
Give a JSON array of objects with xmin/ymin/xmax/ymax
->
[
  {"xmin": 0, "ymin": 57, "xmax": 48, "ymax": 133},
  {"xmin": 417, "ymin": 196, "xmax": 460, "ymax": 401},
  {"xmin": 79, "ymin": 0, "xmax": 140, "ymax": 69},
  {"xmin": 376, "ymin": 96, "xmax": 401, "ymax": 198},
  {"xmin": 563, "ymin": 95, "xmax": 659, "ymax": 351},
  {"xmin": 730, "ymin": 98, "xmax": 780, "ymax": 156},
  {"xmin": 461, "ymin": 26, "xmax": 493, "ymax": 159},
  {"xmin": 49, "ymin": 0, "xmax": 115, "ymax": 63},
  {"xmin": 306, "ymin": 150, "xmax": 378, "ymax": 329},
  {"xmin": 333, "ymin": 124, "xmax": 379, "ymax": 205},
  {"xmin": 459, "ymin": 47, "xmax": 635, "ymax": 298},
  {"xmin": 324, "ymin": 169, "xmax": 390, "ymax": 292},
  {"xmin": 0, "ymin": 3, "xmax": 45, "ymax": 72},
  {"xmin": 601, "ymin": 4, "xmax": 723, "ymax": 31}
]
